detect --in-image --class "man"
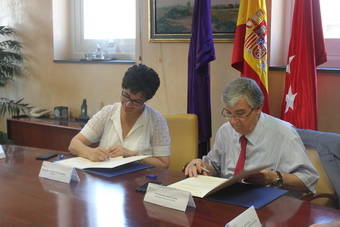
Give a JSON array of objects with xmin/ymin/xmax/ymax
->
[{"xmin": 185, "ymin": 77, "xmax": 319, "ymax": 194}]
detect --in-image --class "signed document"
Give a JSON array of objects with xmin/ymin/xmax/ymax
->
[
  {"xmin": 57, "ymin": 155, "xmax": 150, "ymax": 169},
  {"xmin": 168, "ymin": 164, "xmax": 271, "ymax": 198}
]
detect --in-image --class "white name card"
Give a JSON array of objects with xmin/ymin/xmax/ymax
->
[
  {"xmin": 0, "ymin": 145, "xmax": 6, "ymax": 159},
  {"xmin": 226, "ymin": 206, "xmax": 262, "ymax": 227},
  {"xmin": 39, "ymin": 161, "xmax": 80, "ymax": 184},
  {"xmin": 144, "ymin": 183, "xmax": 196, "ymax": 212}
]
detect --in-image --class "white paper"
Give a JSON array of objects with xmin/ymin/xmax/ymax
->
[
  {"xmin": 226, "ymin": 206, "xmax": 262, "ymax": 227},
  {"xmin": 39, "ymin": 161, "xmax": 80, "ymax": 184},
  {"xmin": 57, "ymin": 155, "xmax": 150, "ymax": 169},
  {"xmin": 168, "ymin": 164, "xmax": 272, "ymax": 198},
  {"xmin": 168, "ymin": 175, "xmax": 227, "ymax": 198},
  {"xmin": 144, "ymin": 183, "xmax": 196, "ymax": 212},
  {"xmin": 0, "ymin": 145, "xmax": 5, "ymax": 159}
]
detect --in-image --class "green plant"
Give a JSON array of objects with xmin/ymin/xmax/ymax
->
[
  {"xmin": 0, "ymin": 26, "xmax": 22, "ymax": 85},
  {"xmin": 0, "ymin": 26, "xmax": 30, "ymax": 143}
]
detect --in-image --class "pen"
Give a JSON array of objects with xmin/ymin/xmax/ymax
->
[{"xmin": 201, "ymin": 167, "xmax": 210, "ymax": 173}]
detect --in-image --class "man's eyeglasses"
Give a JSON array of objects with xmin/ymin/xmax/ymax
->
[
  {"xmin": 121, "ymin": 91, "xmax": 145, "ymax": 106},
  {"xmin": 221, "ymin": 108, "xmax": 254, "ymax": 119}
]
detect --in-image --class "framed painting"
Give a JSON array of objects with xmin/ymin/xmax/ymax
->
[{"xmin": 149, "ymin": 0, "xmax": 240, "ymax": 42}]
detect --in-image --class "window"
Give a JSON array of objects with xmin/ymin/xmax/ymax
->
[
  {"xmin": 53, "ymin": 0, "xmax": 137, "ymax": 61},
  {"xmin": 269, "ymin": 0, "xmax": 340, "ymax": 68},
  {"xmin": 319, "ymin": 0, "xmax": 340, "ymax": 68},
  {"xmin": 320, "ymin": 0, "xmax": 340, "ymax": 39}
]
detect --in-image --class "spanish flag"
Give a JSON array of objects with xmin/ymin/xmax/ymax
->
[{"xmin": 231, "ymin": 0, "xmax": 269, "ymax": 113}]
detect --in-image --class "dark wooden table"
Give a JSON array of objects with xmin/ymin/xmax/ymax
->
[{"xmin": 1, "ymin": 145, "xmax": 340, "ymax": 227}]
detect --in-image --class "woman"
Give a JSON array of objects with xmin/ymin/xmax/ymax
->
[{"xmin": 69, "ymin": 64, "xmax": 170, "ymax": 168}]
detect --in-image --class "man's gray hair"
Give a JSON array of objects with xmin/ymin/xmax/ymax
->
[{"xmin": 222, "ymin": 77, "xmax": 264, "ymax": 108}]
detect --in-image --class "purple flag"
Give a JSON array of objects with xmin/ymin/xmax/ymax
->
[{"xmin": 187, "ymin": 0, "xmax": 216, "ymax": 157}]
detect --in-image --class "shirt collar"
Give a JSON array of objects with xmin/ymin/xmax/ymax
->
[
  {"xmin": 246, "ymin": 112, "xmax": 264, "ymax": 145},
  {"xmin": 111, "ymin": 103, "xmax": 147, "ymax": 139}
]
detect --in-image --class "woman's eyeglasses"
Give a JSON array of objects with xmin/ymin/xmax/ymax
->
[{"xmin": 121, "ymin": 91, "xmax": 145, "ymax": 106}]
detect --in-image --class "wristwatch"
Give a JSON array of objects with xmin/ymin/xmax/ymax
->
[{"xmin": 271, "ymin": 171, "xmax": 283, "ymax": 187}]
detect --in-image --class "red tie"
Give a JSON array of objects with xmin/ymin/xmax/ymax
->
[{"xmin": 234, "ymin": 135, "xmax": 247, "ymax": 175}]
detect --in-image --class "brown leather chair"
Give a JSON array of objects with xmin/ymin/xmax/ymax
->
[
  {"xmin": 304, "ymin": 146, "xmax": 338, "ymax": 208},
  {"xmin": 163, "ymin": 114, "xmax": 198, "ymax": 171}
]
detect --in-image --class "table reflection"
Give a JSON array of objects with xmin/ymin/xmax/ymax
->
[
  {"xmin": 85, "ymin": 176, "xmax": 126, "ymax": 227},
  {"xmin": 143, "ymin": 202, "xmax": 195, "ymax": 226}
]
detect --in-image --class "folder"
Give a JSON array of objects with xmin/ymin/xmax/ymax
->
[
  {"xmin": 83, "ymin": 162, "xmax": 154, "ymax": 177},
  {"xmin": 57, "ymin": 155, "xmax": 151, "ymax": 169},
  {"xmin": 205, "ymin": 183, "xmax": 287, "ymax": 209},
  {"xmin": 57, "ymin": 155, "xmax": 153, "ymax": 177}
]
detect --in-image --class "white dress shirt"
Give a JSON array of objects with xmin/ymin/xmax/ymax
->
[
  {"xmin": 80, "ymin": 103, "xmax": 171, "ymax": 156},
  {"xmin": 203, "ymin": 113, "xmax": 319, "ymax": 193}
]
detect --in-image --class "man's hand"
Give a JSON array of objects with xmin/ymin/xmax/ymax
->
[
  {"xmin": 244, "ymin": 169, "xmax": 277, "ymax": 185},
  {"xmin": 86, "ymin": 147, "xmax": 109, "ymax": 162},
  {"xmin": 184, "ymin": 159, "xmax": 209, "ymax": 177},
  {"xmin": 107, "ymin": 145, "xmax": 137, "ymax": 158}
]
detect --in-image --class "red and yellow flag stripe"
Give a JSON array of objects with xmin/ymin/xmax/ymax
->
[{"xmin": 232, "ymin": 0, "xmax": 269, "ymax": 113}]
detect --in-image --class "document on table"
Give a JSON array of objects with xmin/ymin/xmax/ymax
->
[
  {"xmin": 168, "ymin": 164, "xmax": 271, "ymax": 198},
  {"xmin": 57, "ymin": 155, "xmax": 151, "ymax": 169}
]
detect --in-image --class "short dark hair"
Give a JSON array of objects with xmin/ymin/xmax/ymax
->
[{"xmin": 122, "ymin": 64, "xmax": 160, "ymax": 100}]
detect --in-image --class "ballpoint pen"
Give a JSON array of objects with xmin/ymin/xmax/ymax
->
[
  {"xmin": 201, "ymin": 167, "xmax": 210, "ymax": 173},
  {"xmin": 192, "ymin": 162, "xmax": 210, "ymax": 173}
]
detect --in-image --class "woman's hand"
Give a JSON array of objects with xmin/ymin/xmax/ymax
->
[
  {"xmin": 86, "ymin": 147, "xmax": 110, "ymax": 162},
  {"xmin": 107, "ymin": 145, "xmax": 137, "ymax": 158}
]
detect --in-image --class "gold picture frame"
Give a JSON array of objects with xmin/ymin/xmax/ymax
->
[{"xmin": 149, "ymin": 0, "xmax": 240, "ymax": 43}]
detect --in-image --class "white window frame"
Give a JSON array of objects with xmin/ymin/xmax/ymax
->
[{"xmin": 70, "ymin": 0, "xmax": 136, "ymax": 60}]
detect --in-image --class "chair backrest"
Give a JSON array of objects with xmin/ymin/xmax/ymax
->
[
  {"xmin": 163, "ymin": 114, "xmax": 198, "ymax": 171},
  {"xmin": 305, "ymin": 146, "xmax": 337, "ymax": 207}
]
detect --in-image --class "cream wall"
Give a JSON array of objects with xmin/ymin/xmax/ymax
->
[
  {"xmin": 1, "ymin": 0, "xmax": 340, "ymax": 143},
  {"xmin": 0, "ymin": 0, "xmax": 236, "ymax": 139}
]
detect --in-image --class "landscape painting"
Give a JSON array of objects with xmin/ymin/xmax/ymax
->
[{"xmin": 149, "ymin": 0, "xmax": 240, "ymax": 42}]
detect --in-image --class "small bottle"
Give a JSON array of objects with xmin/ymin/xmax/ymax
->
[
  {"xmin": 81, "ymin": 99, "xmax": 87, "ymax": 114},
  {"xmin": 85, "ymin": 53, "xmax": 91, "ymax": 61},
  {"xmin": 79, "ymin": 99, "xmax": 89, "ymax": 122},
  {"xmin": 95, "ymin": 44, "xmax": 105, "ymax": 60}
]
